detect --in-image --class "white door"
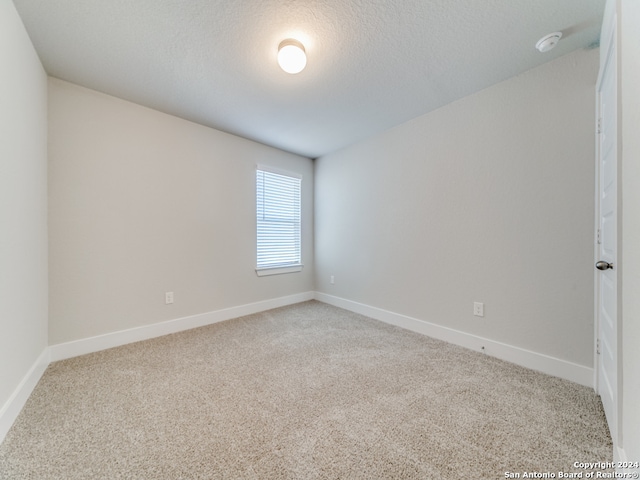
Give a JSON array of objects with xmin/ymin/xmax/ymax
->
[{"xmin": 595, "ymin": 15, "xmax": 618, "ymax": 445}]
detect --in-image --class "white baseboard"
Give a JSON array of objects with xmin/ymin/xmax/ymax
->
[
  {"xmin": 614, "ymin": 445, "xmax": 639, "ymax": 475},
  {"xmin": 0, "ymin": 348, "xmax": 50, "ymax": 444},
  {"xmin": 314, "ymin": 292, "xmax": 594, "ymax": 388},
  {"xmin": 50, "ymin": 292, "xmax": 315, "ymax": 362},
  {"xmin": 2, "ymin": 293, "xmax": 314, "ymax": 445},
  {"xmin": 615, "ymin": 445, "xmax": 627, "ymax": 464},
  {"xmin": 2, "ymin": 291, "xmax": 594, "ymax": 447}
]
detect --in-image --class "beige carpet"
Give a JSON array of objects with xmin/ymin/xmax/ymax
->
[{"xmin": 0, "ymin": 301, "xmax": 611, "ymax": 479}]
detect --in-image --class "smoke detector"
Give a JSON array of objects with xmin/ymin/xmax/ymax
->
[{"xmin": 536, "ymin": 32, "xmax": 563, "ymax": 53}]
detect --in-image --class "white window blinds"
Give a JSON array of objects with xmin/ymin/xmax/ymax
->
[{"xmin": 256, "ymin": 167, "xmax": 302, "ymax": 274}]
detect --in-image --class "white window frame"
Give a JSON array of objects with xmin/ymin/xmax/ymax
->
[{"xmin": 255, "ymin": 165, "xmax": 303, "ymax": 276}]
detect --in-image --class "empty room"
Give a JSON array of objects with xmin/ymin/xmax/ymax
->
[{"xmin": 1, "ymin": 0, "xmax": 639, "ymax": 478}]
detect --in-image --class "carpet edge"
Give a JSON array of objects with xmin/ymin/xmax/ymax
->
[
  {"xmin": 0, "ymin": 348, "xmax": 50, "ymax": 444},
  {"xmin": 49, "ymin": 292, "xmax": 315, "ymax": 362},
  {"xmin": 314, "ymin": 292, "xmax": 595, "ymax": 388}
]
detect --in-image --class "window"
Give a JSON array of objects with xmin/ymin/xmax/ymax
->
[{"xmin": 256, "ymin": 166, "xmax": 302, "ymax": 276}]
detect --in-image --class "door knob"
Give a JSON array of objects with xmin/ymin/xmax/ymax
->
[{"xmin": 596, "ymin": 261, "xmax": 614, "ymax": 271}]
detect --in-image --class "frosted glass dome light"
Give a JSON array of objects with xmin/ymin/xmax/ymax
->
[{"xmin": 277, "ymin": 39, "xmax": 307, "ymax": 74}]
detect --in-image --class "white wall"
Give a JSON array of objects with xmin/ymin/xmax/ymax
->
[
  {"xmin": 620, "ymin": 0, "xmax": 640, "ymax": 465},
  {"xmin": 315, "ymin": 49, "xmax": 599, "ymax": 370},
  {"xmin": 0, "ymin": 1, "xmax": 48, "ymax": 418},
  {"xmin": 48, "ymin": 78, "xmax": 314, "ymax": 345}
]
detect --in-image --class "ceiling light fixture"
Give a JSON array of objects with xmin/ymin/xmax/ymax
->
[
  {"xmin": 277, "ymin": 39, "xmax": 307, "ymax": 74},
  {"xmin": 535, "ymin": 32, "xmax": 563, "ymax": 53}
]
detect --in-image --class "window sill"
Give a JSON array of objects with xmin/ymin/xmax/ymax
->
[{"xmin": 256, "ymin": 264, "xmax": 303, "ymax": 277}]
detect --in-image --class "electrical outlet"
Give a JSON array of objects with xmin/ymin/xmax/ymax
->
[
  {"xmin": 330, "ymin": 275, "xmax": 335, "ymax": 285},
  {"xmin": 165, "ymin": 292, "xmax": 174, "ymax": 304},
  {"xmin": 473, "ymin": 302, "xmax": 484, "ymax": 317}
]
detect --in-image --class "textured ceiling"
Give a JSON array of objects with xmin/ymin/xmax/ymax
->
[{"xmin": 13, "ymin": 0, "xmax": 605, "ymax": 158}]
